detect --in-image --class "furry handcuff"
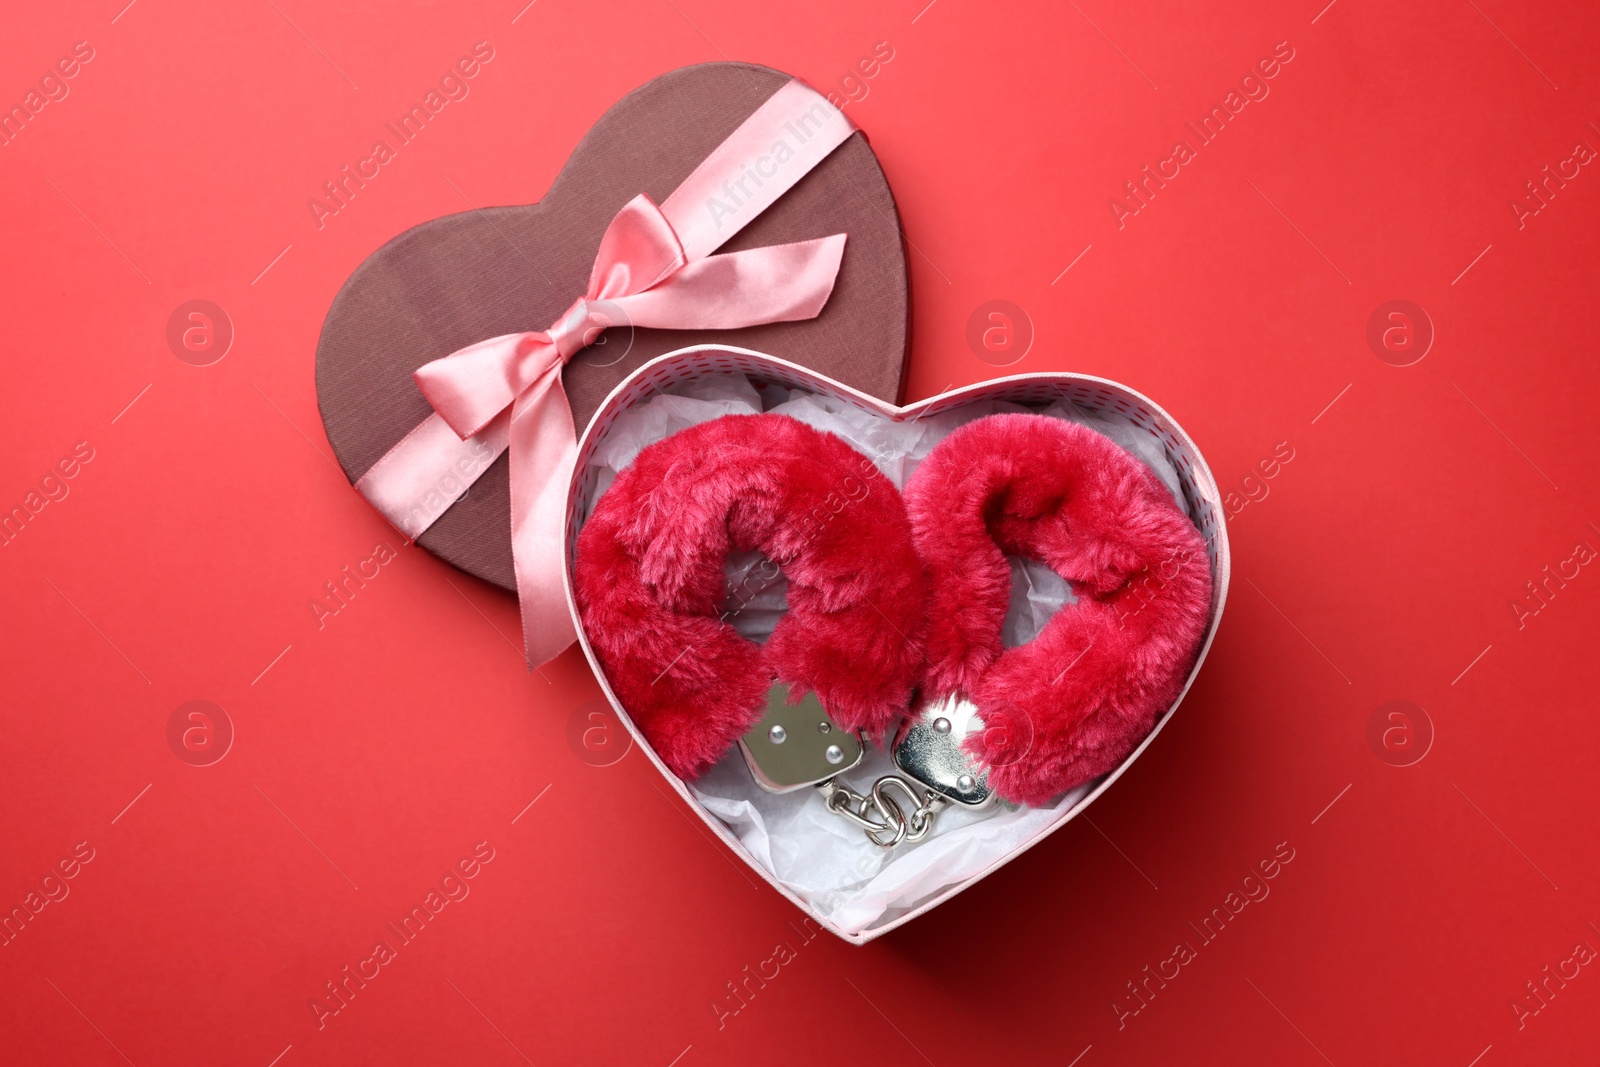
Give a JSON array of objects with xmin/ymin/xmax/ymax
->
[
  {"xmin": 575, "ymin": 413, "xmax": 926, "ymax": 783},
  {"xmin": 575, "ymin": 410, "xmax": 1211, "ymax": 845},
  {"xmin": 898, "ymin": 413, "xmax": 1213, "ymax": 810}
]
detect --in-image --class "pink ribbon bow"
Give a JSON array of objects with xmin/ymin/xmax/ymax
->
[{"xmin": 354, "ymin": 79, "xmax": 857, "ymax": 668}]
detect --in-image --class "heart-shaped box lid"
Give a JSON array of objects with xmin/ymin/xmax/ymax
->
[{"xmin": 315, "ymin": 63, "xmax": 910, "ymax": 591}]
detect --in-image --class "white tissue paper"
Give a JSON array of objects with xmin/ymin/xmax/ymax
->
[{"xmin": 581, "ymin": 374, "xmax": 1185, "ymax": 935}]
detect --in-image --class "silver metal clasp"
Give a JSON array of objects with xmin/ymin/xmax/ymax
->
[
  {"xmin": 890, "ymin": 692, "xmax": 998, "ymax": 811},
  {"xmin": 738, "ymin": 683, "xmax": 863, "ymax": 793}
]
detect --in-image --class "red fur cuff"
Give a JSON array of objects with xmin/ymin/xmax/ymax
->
[
  {"xmin": 575, "ymin": 414, "xmax": 927, "ymax": 781},
  {"xmin": 904, "ymin": 414, "xmax": 1212, "ymax": 806}
]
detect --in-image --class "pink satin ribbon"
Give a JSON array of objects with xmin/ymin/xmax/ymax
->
[{"xmin": 355, "ymin": 79, "xmax": 856, "ymax": 667}]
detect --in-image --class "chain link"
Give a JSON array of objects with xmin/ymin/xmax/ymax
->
[{"xmin": 818, "ymin": 775, "xmax": 946, "ymax": 849}]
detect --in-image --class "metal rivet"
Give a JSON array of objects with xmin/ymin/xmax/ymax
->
[
  {"xmin": 768, "ymin": 725, "xmax": 787, "ymax": 744},
  {"xmin": 957, "ymin": 774, "xmax": 976, "ymax": 791},
  {"xmin": 825, "ymin": 744, "xmax": 844, "ymax": 764},
  {"xmin": 933, "ymin": 717, "xmax": 952, "ymax": 735},
  {"xmin": 817, "ymin": 721, "xmax": 832, "ymax": 734}
]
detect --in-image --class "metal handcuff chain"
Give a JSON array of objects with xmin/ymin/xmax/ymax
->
[{"xmin": 818, "ymin": 774, "xmax": 948, "ymax": 850}]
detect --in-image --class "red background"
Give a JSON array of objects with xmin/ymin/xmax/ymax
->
[{"xmin": 3, "ymin": 0, "xmax": 1598, "ymax": 1064}]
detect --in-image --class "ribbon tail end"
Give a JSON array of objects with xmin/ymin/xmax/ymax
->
[{"xmin": 523, "ymin": 613, "xmax": 579, "ymax": 675}]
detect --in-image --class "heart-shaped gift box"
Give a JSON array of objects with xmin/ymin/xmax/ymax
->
[{"xmin": 562, "ymin": 345, "xmax": 1231, "ymax": 943}]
